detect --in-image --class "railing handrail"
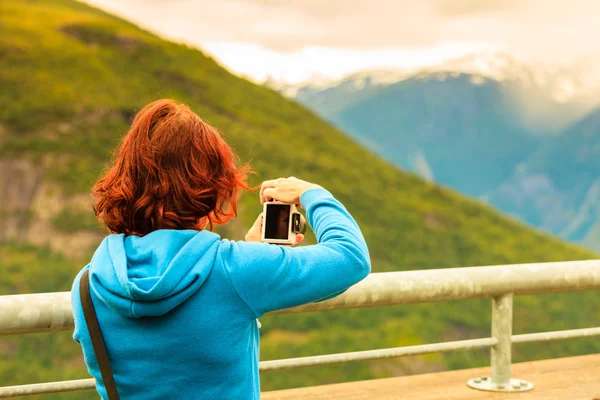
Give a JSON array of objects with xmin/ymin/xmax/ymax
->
[
  {"xmin": 2, "ymin": 259, "xmax": 600, "ymax": 336},
  {"xmin": 1, "ymin": 259, "xmax": 600, "ymax": 397}
]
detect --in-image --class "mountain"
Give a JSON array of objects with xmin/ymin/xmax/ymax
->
[
  {"xmin": 1, "ymin": 1, "xmax": 599, "ymax": 397},
  {"xmin": 490, "ymin": 106, "xmax": 600, "ymax": 250},
  {"xmin": 277, "ymin": 55, "xmax": 600, "ymax": 250},
  {"xmin": 431, "ymin": 52, "xmax": 600, "ymax": 114},
  {"xmin": 285, "ymin": 70, "xmax": 542, "ymax": 196}
]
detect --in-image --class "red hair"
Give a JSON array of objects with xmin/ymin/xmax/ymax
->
[{"xmin": 93, "ymin": 99, "xmax": 251, "ymax": 236}]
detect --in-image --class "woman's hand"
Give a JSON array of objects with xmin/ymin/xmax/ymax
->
[
  {"xmin": 244, "ymin": 212, "xmax": 305, "ymax": 245},
  {"xmin": 260, "ymin": 177, "xmax": 321, "ymax": 205},
  {"xmin": 244, "ymin": 213, "xmax": 263, "ymax": 243}
]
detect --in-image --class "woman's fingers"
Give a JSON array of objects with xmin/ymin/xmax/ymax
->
[{"xmin": 260, "ymin": 177, "xmax": 316, "ymax": 205}]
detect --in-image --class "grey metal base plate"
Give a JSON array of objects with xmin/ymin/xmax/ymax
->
[{"xmin": 467, "ymin": 377, "xmax": 534, "ymax": 392}]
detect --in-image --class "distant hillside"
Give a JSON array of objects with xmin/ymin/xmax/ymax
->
[{"xmin": 1, "ymin": 1, "xmax": 599, "ymax": 398}]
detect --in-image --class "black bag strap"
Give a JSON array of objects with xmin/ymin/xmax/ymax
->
[{"xmin": 80, "ymin": 269, "xmax": 121, "ymax": 400}]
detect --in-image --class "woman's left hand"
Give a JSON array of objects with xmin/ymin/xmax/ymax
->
[
  {"xmin": 244, "ymin": 213, "xmax": 304, "ymax": 245},
  {"xmin": 244, "ymin": 213, "xmax": 263, "ymax": 242}
]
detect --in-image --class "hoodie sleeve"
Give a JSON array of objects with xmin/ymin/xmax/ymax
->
[{"xmin": 221, "ymin": 188, "xmax": 371, "ymax": 318}]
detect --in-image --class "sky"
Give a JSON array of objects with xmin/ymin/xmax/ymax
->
[{"xmin": 82, "ymin": 0, "xmax": 600, "ymax": 84}]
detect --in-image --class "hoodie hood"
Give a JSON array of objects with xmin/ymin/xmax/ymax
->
[{"xmin": 89, "ymin": 230, "xmax": 220, "ymax": 318}]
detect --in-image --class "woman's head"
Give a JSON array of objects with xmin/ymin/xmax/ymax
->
[{"xmin": 93, "ymin": 99, "xmax": 251, "ymax": 236}]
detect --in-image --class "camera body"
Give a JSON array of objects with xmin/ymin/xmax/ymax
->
[{"xmin": 261, "ymin": 201, "xmax": 307, "ymax": 245}]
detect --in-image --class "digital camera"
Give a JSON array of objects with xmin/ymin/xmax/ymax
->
[{"xmin": 261, "ymin": 201, "xmax": 307, "ymax": 245}]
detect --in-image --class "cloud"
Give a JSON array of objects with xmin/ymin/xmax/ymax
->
[
  {"xmin": 435, "ymin": 0, "xmax": 522, "ymax": 17},
  {"xmin": 81, "ymin": 0, "xmax": 600, "ymax": 81},
  {"xmin": 83, "ymin": 0, "xmax": 600, "ymax": 54},
  {"xmin": 83, "ymin": 0, "xmax": 445, "ymax": 51}
]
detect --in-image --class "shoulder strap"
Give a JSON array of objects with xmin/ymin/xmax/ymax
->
[{"xmin": 80, "ymin": 269, "xmax": 121, "ymax": 400}]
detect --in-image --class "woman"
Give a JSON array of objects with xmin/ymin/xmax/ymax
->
[{"xmin": 71, "ymin": 99, "xmax": 371, "ymax": 399}]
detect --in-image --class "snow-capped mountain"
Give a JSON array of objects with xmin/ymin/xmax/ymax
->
[
  {"xmin": 266, "ymin": 69, "xmax": 411, "ymax": 98},
  {"xmin": 273, "ymin": 51, "xmax": 600, "ymax": 119},
  {"xmin": 439, "ymin": 52, "xmax": 600, "ymax": 105}
]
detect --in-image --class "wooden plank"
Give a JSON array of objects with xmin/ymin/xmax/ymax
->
[{"xmin": 262, "ymin": 354, "xmax": 600, "ymax": 400}]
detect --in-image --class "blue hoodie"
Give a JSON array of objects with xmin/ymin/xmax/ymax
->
[{"xmin": 71, "ymin": 188, "xmax": 371, "ymax": 399}]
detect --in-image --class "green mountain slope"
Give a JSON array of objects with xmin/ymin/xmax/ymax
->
[{"xmin": 1, "ymin": 0, "xmax": 599, "ymax": 397}]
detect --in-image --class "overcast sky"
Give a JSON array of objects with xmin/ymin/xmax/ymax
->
[{"xmin": 82, "ymin": 0, "xmax": 600, "ymax": 83}]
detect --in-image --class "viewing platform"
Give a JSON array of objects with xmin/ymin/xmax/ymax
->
[
  {"xmin": 1, "ymin": 260, "xmax": 599, "ymax": 398},
  {"xmin": 263, "ymin": 354, "xmax": 600, "ymax": 399}
]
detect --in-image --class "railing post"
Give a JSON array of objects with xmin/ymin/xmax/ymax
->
[
  {"xmin": 491, "ymin": 293, "xmax": 512, "ymax": 385},
  {"xmin": 467, "ymin": 293, "xmax": 533, "ymax": 392}
]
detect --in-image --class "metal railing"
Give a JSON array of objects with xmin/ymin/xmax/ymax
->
[{"xmin": 1, "ymin": 260, "xmax": 600, "ymax": 397}]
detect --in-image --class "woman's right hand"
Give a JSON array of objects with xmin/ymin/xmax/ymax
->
[{"xmin": 260, "ymin": 177, "xmax": 321, "ymax": 205}]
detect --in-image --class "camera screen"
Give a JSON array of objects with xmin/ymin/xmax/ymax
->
[{"xmin": 264, "ymin": 204, "xmax": 291, "ymax": 240}]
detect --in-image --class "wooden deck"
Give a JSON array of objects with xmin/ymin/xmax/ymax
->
[{"xmin": 262, "ymin": 354, "xmax": 600, "ymax": 399}]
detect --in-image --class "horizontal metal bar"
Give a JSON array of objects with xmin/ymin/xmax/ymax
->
[
  {"xmin": 3, "ymin": 260, "xmax": 600, "ymax": 336},
  {"xmin": 274, "ymin": 260, "xmax": 600, "ymax": 314},
  {"xmin": 3, "ymin": 326, "xmax": 599, "ymax": 397},
  {"xmin": 259, "ymin": 325, "xmax": 600, "ymax": 372},
  {"xmin": 512, "ymin": 327, "xmax": 600, "ymax": 344},
  {"xmin": 0, "ymin": 292, "xmax": 72, "ymax": 335},
  {"xmin": 0, "ymin": 378, "xmax": 95, "ymax": 398},
  {"xmin": 259, "ymin": 337, "xmax": 498, "ymax": 371}
]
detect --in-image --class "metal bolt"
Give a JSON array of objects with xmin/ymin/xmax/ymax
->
[
  {"xmin": 474, "ymin": 379, "xmax": 481, "ymax": 384},
  {"xmin": 512, "ymin": 384, "xmax": 521, "ymax": 389},
  {"xmin": 481, "ymin": 377, "xmax": 488, "ymax": 381},
  {"xmin": 497, "ymin": 385, "xmax": 505, "ymax": 389}
]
